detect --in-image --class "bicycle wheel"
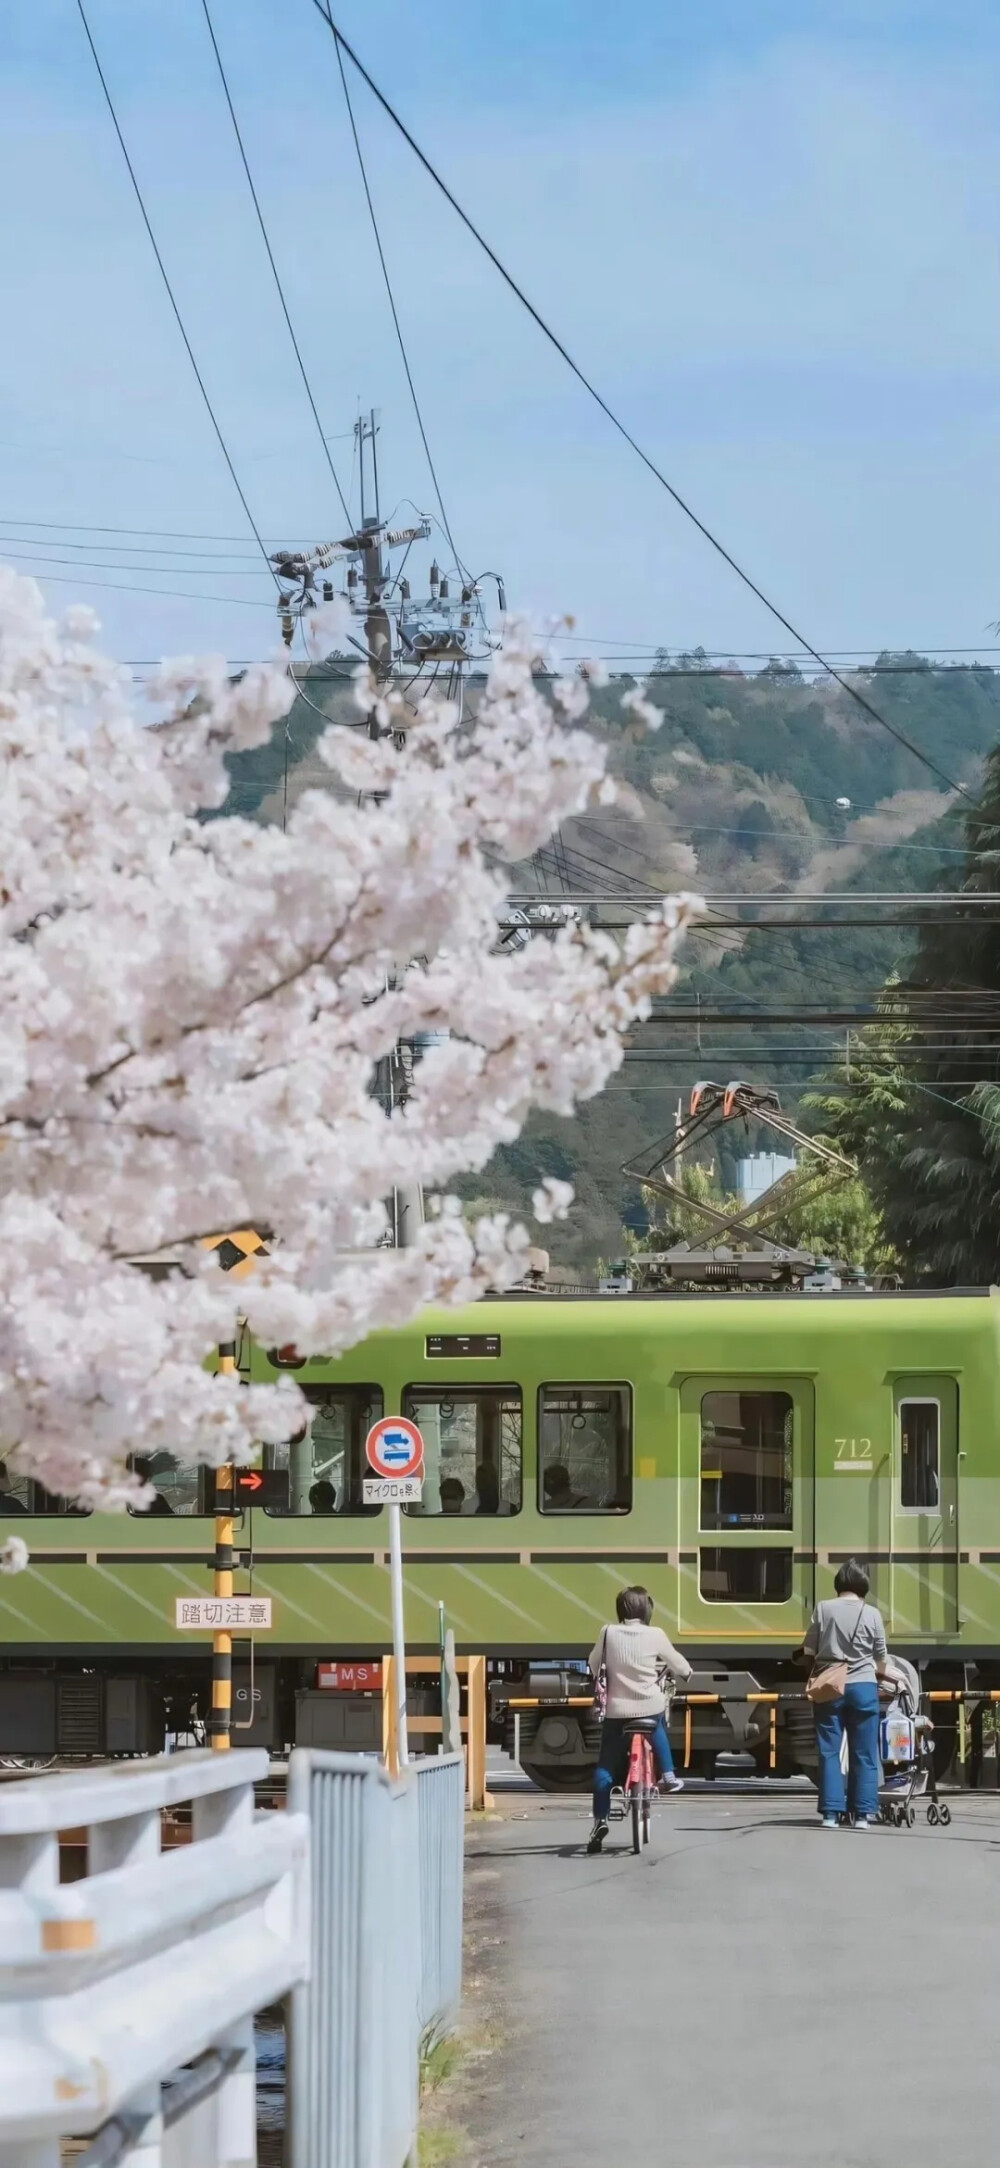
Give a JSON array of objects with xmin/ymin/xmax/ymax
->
[
  {"xmin": 641, "ymin": 1791, "xmax": 652, "ymax": 1846},
  {"xmin": 631, "ymin": 1792, "xmax": 641, "ymax": 1854}
]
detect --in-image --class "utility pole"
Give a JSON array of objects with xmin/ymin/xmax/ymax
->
[
  {"xmin": 355, "ymin": 409, "xmax": 392, "ymax": 678},
  {"xmin": 267, "ymin": 410, "xmax": 503, "ymax": 1253}
]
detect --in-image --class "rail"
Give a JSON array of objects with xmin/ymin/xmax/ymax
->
[
  {"xmin": 287, "ymin": 1749, "xmax": 465, "ymax": 2168},
  {"xmin": 0, "ymin": 1748, "xmax": 309, "ymax": 2168}
]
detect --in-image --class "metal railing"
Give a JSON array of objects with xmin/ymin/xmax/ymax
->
[
  {"xmin": 0, "ymin": 1748, "xmax": 309, "ymax": 2168},
  {"xmin": 287, "ymin": 1749, "xmax": 464, "ymax": 2168},
  {"xmin": 415, "ymin": 1753, "xmax": 464, "ymax": 2030}
]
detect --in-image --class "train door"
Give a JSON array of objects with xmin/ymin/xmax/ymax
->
[
  {"xmin": 677, "ymin": 1376, "xmax": 815, "ymax": 1642},
  {"xmin": 889, "ymin": 1377, "xmax": 958, "ymax": 1639}
]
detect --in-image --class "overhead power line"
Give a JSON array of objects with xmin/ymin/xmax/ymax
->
[
  {"xmin": 12, "ymin": 569, "xmax": 269, "ymax": 608},
  {"xmin": 329, "ymin": 11, "xmax": 465, "ymax": 579},
  {"xmin": 0, "ymin": 517, "xmax": 294, "ymax": 544},
  {"xmin": 308, "ymin": 4, "xmax": 973, "ymax": 804},
  {"xmin": 3, "ymin": 548, "xmax": 270, "ymax": 580},
  {"xmin": 75, "ymin": 0, "xmax": 278, "ymax": 588},
  {"xmin": 199, "ymin": 0, "xmax": 352, "ymax": 531}
]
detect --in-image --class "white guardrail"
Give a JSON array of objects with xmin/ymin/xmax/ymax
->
[
  {"xmin": 0, "ymin": 1748, "xmax": 308, "ymax": 2168},
  {"xmin": 0, "ymin": 1745, "xmax": 466, "ymax": 2168}
]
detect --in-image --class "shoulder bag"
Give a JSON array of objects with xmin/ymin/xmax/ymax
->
[{"xmin": 805, "ymin": 1601, "xmax": 867, "ymax": 1705}]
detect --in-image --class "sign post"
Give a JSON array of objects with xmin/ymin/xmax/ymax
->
[{"xmin": 365, "ymin": 1416, "xmax": 424, "ymax": 1768}]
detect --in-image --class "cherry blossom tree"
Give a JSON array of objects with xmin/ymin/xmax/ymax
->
[{"xmin": 0, "ymin": 568, "xmax": 695, "ymax": 1518}]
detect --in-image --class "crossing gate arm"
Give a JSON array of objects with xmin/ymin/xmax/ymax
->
[{"xmin": 0, "ymin": 1748, "xmax": 309, "ymax": 2162}]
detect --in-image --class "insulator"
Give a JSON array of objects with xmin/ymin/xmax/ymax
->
[
  {"xmin": 400, "ymin": 578, "xmax": 411, "ymax": 601},
  {"xmin": 439, "ymin": 577, "xmax": 449, "ymax": 600},
  {"xmin": 280, "ymin": 609, "xmax": 294, "ymax": 647},
  {"xmin": 461, "ymin": 586, "xmax": 473, "ymax": 604},
  {"xmin": 347, "ymin": 565, "xmax": 359, "ymax": 594},
  {"xmin": 429, "ymin": 560, "xmax": 440, "ymax": 594},
  {"xmin": 322, "ymin": 580, "xmax": 334, "ymax": 601}
]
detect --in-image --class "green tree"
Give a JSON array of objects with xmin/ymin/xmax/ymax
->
[{"xmin": 804, "ymin": 750, "xmax": 1000, "ymax": 1283}]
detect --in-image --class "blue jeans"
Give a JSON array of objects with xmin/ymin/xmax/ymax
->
[
  {"xmin": 814, "ymin": 1679, "xmax": 880, "ymax": 1818},
  {"xmin": 593, "ymin": 1715, "xmax": 674, "ymax": 1818}
]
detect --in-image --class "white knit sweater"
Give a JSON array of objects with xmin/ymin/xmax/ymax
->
[{"xmin": 588, "ymin": 1621, "xmax": 693, "ymax": 1718}]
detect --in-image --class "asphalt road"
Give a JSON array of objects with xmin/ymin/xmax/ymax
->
[{"xmin": 463, "ymin": 1783, "xmax": 1000, "ymax": 2168}]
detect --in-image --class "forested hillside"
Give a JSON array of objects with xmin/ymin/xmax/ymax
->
[{"xmin": 215, "ymin": 652, "xmax": 1000, "ymax": 1264}]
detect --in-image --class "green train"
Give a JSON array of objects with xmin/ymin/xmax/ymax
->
[{"xmin": 1, "ymin": 1288, "xmax": 997, "ymax": 1780}]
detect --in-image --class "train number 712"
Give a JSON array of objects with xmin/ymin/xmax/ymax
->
[{"xmin": 834, "ymin": 1436, "xmax": 873, "ymax": 1464}]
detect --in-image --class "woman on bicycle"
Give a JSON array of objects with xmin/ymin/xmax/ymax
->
[{"xmin": 587, "ymin": 1586, "xmax": 692, "ymax": 1853}]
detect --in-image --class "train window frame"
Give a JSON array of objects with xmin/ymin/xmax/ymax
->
[
  {"xmin": 126, "ymin": 1457, "xmax": 215, "ymax": 1519},
  {"xmin": 698, "ymin": 1389, "xmax": 794, "ymax": 1534},
  {"xmin": 899, "ymin": 1397, "xmax": 941, "ymax": 1515},
  {"xmin": 264, "ymin": 1383, "xmax": 385, "ymax": 1517},
  {"xmin": 698, "ymin": 1547, "xmax": 793, "ymax": 1605},
  {"xmin": 536, "ymin": 1382, "xmax": 633, "ymax": 1517},
  {"xmin": 0, "ymin": 1467, "xmax": 91, "ymax": 1519},
  {"xmin": 400, "ymin": 1383, "xmax": 523, "ymax": 1518}
]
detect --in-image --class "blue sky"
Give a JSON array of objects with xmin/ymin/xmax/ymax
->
[{"xmin": 2, "ymin": 0, "xmax": 999, "ymax": 667}]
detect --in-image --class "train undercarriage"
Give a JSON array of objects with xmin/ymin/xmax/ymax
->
[{"xmin": 0, "ymin": 1647, "xmax": 988, "ymax": 1788}]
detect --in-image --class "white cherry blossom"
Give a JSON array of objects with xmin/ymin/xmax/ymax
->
[{"xmin": 0, "ymin": 571, "xmax": 696, "ymax": 1506}]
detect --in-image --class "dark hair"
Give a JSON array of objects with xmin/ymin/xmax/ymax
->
[
  {"xmin": 543, "ymin": 1463, "xmax": 571, "ymax": 1498},
  {"xmin": 834, "ymin": 1557, "xmax": 870, "ymax": 1598},
  {"xmin": 616, "ymin": 1584, "xmax": 654, "ymax": 1624}
]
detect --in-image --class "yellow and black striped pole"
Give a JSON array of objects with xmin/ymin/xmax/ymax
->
[
  {"xmin": 210, "ymin": 1340, "xmax": 238, "ymax": 1751},
  {"xmin": 202, "ymin": 1233, "xmax": 269, "ymax": 1753}
]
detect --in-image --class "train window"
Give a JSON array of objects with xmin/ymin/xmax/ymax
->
[
  {"xmin": 900, "ymin": 1400, "xmax": 940, "ymax": 1512},
  {"xmin": 265, "ymin": 1386, "xmax": 384, "ymax": 1515},
  {"xmin": 700, "ymin": 1392, "xmax": 793, "ymax": 1531},
  {"xmin": 699, "ymin": 1548, "xmax": 793, "ymax": 1603},
  {"xmin": 0, "ymin": 1461, "xmax": 90, "ymax": 1516},
  {"xmin": 401, "ymin": 1387, "xmax": 522, "ymax": 1516},
  {"xmin": 537, "ymin": 1386, "xmax": 632, "ymax": 1514},
  {"xmin": 127, "ymin": 1454, "xmax": 213, "ymax": 1516}
]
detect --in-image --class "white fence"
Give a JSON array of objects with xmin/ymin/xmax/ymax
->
[
  {"xmin": 0, "ymin": 1749, "xmax": 308, "ymax": 2168},
  {"xmin": 287, "ymin": 1750, "xmax": 465, "ymax": 2168},
  {"xmin": 0, "ymin": 1746, "xmax": 465, "ymax": 2168}
]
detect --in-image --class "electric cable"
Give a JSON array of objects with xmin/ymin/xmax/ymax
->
[
  {"xmin": 0, "ymin": 533, "xmax": 264, "ymax": 564},
  {"xmin": 329, "ymin": 13, "xmax": 467, "ymax": 585},
  {"xmin": 307, "ymin": 3, "xmax": 975, "ymax": 802},
  {"xmin": 0, "ymin": 517, "xmax": 296, "ymax": 544},
  {"xmin": 11, "ymin": 568, "xmax": 270, "ymax": 608},
  {"xmin": 75, "ymin": 0, "xmax": 279, "ymax": 589},
  {"xmin": 199, "ymin": 0, "xmax": 352, "ymax": 531},
  {"xmin": 3, "ymin": 548, "xmax": 270, "ymax": 580}
]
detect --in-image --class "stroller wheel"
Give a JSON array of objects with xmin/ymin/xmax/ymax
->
[
  {"xmin": 927, "ymin": 1803, "xmax": 940, "ymax": 1826},
  {"xmin": 905, "ymin": 1805, "xmax": 916, "ymax": 1828},
  {"xmin": 938, "ymin": 1803, "xmax": 952, "ymax": 1828}
]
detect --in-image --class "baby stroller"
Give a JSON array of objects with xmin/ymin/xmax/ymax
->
[{"xmin": 876, "ymin": 1655, "xmax": 950, "ymax": 1829}]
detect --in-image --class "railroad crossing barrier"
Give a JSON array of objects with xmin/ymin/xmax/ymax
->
[
  {"xmin": 382, "ymin": 1651, "xmax": 489, "ymax": 1807},
  {"xmin": 506, "ymin": 1688, "xmax": 782, "ymax": 1770},
  {"xmin": 0, "ymin": 1748, "xmax": 308, "ymax": 2168},
  {"xmin": 287, "ymin": 1748, "xmax": 465, "ymax": 2168}
]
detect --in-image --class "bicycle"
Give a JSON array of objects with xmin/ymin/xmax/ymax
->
[{"xmin": 608, "ymin": 1717, "xmax": 658, "ymax": 1854}]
